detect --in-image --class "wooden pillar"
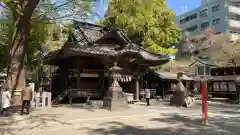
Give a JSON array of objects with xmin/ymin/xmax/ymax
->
[
  {"xmin": 69, "ymin": 88, "xmax": 72, "ymax": 105},
  {"xmin": 69, "ymin": 68, "xmax": 73, "ymax": 105},
  {"xmin": 100, "ymin": 71, "xmax": 105, "ymax": 95},
  {"xmin": 77, "ymin": 68, "xmax": 81, "ymax": 90},
  {"xmin": 162, "ymin": 80, "xmax": 165, "ymax": 99},
  {"xmin": 140, "ymin": 74, "xmax": 143, "ymax": 90}
]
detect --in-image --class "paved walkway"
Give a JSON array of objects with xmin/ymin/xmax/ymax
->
[{"xmin": 1, "ymin": 101, "xmax": 240, "ymax": 135}]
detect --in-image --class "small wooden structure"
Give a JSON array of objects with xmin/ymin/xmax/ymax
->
[
  {"xmin": 143, "ymin": 69, "xmax": 194, "ymax": 100},
  {"xmin": 44, "ymin": 21, "xmax": 169, "ymax": 106},
  {"xmin": 210, "ymin": 66, "xmax": 240, "ymax": 100}
]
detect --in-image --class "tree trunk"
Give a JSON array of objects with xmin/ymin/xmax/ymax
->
[{"xmin": 7, "ymin": 0, "xmax": 39, "ymax": 105}]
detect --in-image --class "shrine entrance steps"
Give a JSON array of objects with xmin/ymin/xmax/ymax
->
[{"xmin": 52, "ymin": 90, "xmax": 68, "ymax": 105}]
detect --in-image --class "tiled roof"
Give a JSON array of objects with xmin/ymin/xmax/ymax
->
[
  {"xmin": 68, "ymin": 44, "xmax": 169, "ymax": 61},
  {"xmin": 72, "ymin": 21, "xmax": 108, "ymax": 45},
  {"xmin": 139, "ymin": 48, "xmax": 169, "ymax": 61},
  {"xmin": 44, "ymin": 21, "xmax": 169, "ymax": 63},
  {"xmin": 161, "ymin": 60, "xmax": 196, "ymax": 76},
  {"xmin": 155, "ymin": 71, "xmax": 193, "ymax": 80}
]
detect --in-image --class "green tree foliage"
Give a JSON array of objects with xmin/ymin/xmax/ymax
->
[
  {"xmin": 0, "ymin": 10, "xmax": 49, "ymax": 70},
  {"xmin": 0, "ymin": 0, "xmax": 92, "ymax": 94},
  {"xmin": 103, "ymin": 0, "xmax": 180, "ymax": 54},
  {"xmin": 0, "ymin": 19, "xmax": 10, "ymax": 70}
]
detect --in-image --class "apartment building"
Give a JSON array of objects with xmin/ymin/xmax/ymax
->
[{"xmin": 175, "ymin": 0, "xmax": 240, "ymax": 41}]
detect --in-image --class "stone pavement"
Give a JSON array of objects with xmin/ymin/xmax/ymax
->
[{"xmin": 1, "ymin": 101, "xmax": 240, "ymax": 135}]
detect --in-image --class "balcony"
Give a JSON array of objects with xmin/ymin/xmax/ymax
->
[
  {"xmin": 228, "ymin": 19, "xmax": 240, "ymax": 29},
  {"xmin": 228, "ymin": 5, "xmax": 240, "ymax": 15}
]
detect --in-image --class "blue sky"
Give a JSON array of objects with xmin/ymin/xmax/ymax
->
[
  {"xmin": 166, "ymin": 0, "xmax": 201, "ymax": 16},
  {"xmin": 88, "ymin": 0, "xmax": 108, "ymax": 23},
  {"xmin": 0, "ymin": 0, "xmax": 201, "ymax": 22},
  {"xmin": 89, "ymin": 0, "xmax": 201, "ymax": 23}
]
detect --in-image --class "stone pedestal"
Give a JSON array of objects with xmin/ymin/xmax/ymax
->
[
  {"xmin": 103, "ymin": 97, "xmax": 129, "ymax": 111},
  {"xmin": 170, "ymin": 90, "xmax": 186, "ymax": 106},
  {"xmin": 103, "ymin": 77, "xmax": 129, "ymax": 111},
  {"xmin": 42, "ymin": 92, "xmax": 52, "ymax": 107}
]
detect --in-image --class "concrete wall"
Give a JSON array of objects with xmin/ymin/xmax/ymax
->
[{"xmin": 175, "ymin": 0, "xmax": 229, "ymax": 37}]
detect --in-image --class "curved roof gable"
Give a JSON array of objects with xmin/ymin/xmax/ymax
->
[{"xmin": 44, "ymin": 21, "xmax": 169, "ymax": 65}]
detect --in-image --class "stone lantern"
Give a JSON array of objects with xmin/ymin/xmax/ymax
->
[
  {"xmin": 103, "ymin": 62, "xmax": 129, "ymax": 111},
  {"xmin": 170, "ymin": 71, "xmax": 187, "ymax": 106},
  {"xmin": 108, "ymin": 62, "xmax": 123, "ymax": 92}
]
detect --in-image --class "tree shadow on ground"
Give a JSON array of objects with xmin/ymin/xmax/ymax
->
[
  {"xmin": 151, "ymin": 113, "xmax": 240, "ymax": 135},
  {"xmin": 204, "ymin": 102, "xmax": 240, "ymax": 115},
  {"xmin": 83, "ymin": 113, "xmax": 240, "ymax": 135},
  {"xmin": 0, "ymin": 112, "xmax": 72, "ymax": 135},
  {"xmin": 53, "ymin": 104, "xmax": 103, "ymax": 112}
]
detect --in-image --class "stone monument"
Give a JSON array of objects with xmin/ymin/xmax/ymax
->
[
  {"xmin": 170, "ymin": 72, "xmax": 188, "ymax": 106},
  {"xmin": 103, "ymin": 62, "xmax": 129, "ymax": 111}
]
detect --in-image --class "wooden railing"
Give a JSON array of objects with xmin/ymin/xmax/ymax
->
[
  {"xmin": 68, "ymin": 89, "xmax": 103, "ymax": 98},
  {"xmin": 52, "ymin": 89, "xmax": 103, "ymax": 105}
]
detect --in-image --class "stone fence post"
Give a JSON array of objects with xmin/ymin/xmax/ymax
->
[{"xmin": 41, "ymin": 91, "xmax": 52, "ymax": 107}]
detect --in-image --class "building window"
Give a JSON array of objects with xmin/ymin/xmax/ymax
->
[
  {"xmin": 190, "ymin": 13, "xmax": 198, "ymax": 20},
  {"xmin": 205, "ymin": 66, "xmax": 211, "ymax": 75},
  {"xmin": 212, "ymin": 5, "xmax": 220, "ymax": 12},
  {"xmin": 228, "ymin": 82, "xmax": 236, "ymax": 91},
  {"xmin": 180, "ymin": 19, "xmax": 185, "ymax": 24},
  {"xmin": 186, "ymin": 25, "xmax": 198, "ymax": 32},
  {"xmin": 213, "ymin": 82, "xmax": 220, "ymax": 91},
  {"xmin": 180, "ymin": 13, "xmax": 198, "ymax": 24},
  {"xmin": 200, "ymin": 9, "xmax": 208, "ymax": 18},
  {"xmin": 212, "ymin": 18, "xmax": 220, "ymax": 25},
  {"xmin": 184, "ymin": 52, "xmax": 189, "ymax": 57},
  {"xmin": 220, "ymin": 82, "xmax": 228, "ymax": 91},
  {"xmin": 201, "ymin": 22, "xmax": 209, "ymax": 29},
  {"xmin": 197, "ymin": 66, "xmax": 205, "ymax": 75}
]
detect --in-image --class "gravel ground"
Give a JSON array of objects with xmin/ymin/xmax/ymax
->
[{"xmin": 1, "ymin": 100, "xmax": 240, "ymax": 135}]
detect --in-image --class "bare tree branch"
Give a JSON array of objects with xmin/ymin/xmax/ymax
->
[
  {"xmin": 0, "ymin": 3, "xmax": 10, "ymax": 10},
  {"xmin": 178, "ymin": 29, "xmax": 240, "ymax": 67}
]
